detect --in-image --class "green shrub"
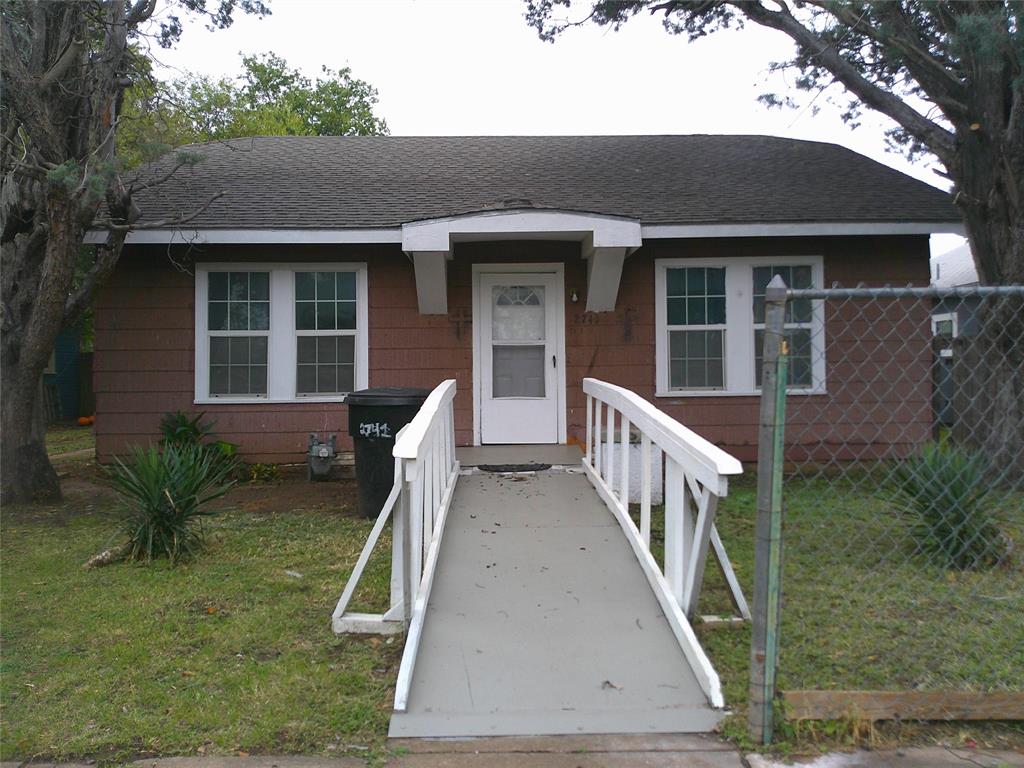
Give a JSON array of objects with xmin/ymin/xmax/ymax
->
[
  {"xmin": 248, "ymin": 463, "xmax": 282, "ymax": 484},
  {"xmin": 109, "ymin": 443, "xmax": 239, "ymax": 563},
  {"xmin": 159, "ymin": 411, "xmax": 215, "ymax": 448},
  {"xmin": 159, "ymin": 410, "xmax": 239, "ymax": 466},
  {"xmin": 894, "ymin": 442, "xmax": 1006, "ymax": 570}
]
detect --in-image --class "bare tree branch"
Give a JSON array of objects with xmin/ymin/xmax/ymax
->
[
  {"xmin": 38, "ymin": 38, "xmax": 85, "ymax": 91},
  {"xmin": 126, "ymin": 0, "xmax": 159, "ymax": 27},
  {"xmin": 734, "ymin": 0, "xmax": 957, "ymax": 163},
  {"xmin": 102, "ymin": 189, "xmax": 225, "ymax": 231}
]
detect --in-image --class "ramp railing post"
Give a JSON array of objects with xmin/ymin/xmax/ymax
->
[
  {"xmin": 749, "ymin": 275, "xmax": 790, "ymax": 745},
  {"xmin": 398, "ymin": 460, "xmax": 414, "ymax": 622},
  {"xmin": 389, "ymin": 457, "xmax": 406, "ymax": 614}
]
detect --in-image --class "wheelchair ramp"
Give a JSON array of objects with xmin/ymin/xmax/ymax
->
[{"xmin": 388, "ymin": 468, "xmax": 724, "ymax": 738}]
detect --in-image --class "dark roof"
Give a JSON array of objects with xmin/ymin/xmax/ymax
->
[{"xmin": 128, "ymin": 134, "xmax": 958, "ymax": 229}]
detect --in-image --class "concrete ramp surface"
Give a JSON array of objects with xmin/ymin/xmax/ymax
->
[{"xmin": 388, "ymin": 469, "xmax": 724, "ymax": 738}]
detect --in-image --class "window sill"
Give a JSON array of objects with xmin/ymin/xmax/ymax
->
[
  {"xmin": 655, "ymin": 388, "xmax": 827, "ymax": 398},
  {"xmin": 194, "ymin": 396, "xmax": 350, "ymax": 405}
]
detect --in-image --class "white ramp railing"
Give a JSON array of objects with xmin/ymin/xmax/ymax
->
[
  {"xmin": 582, "ymin": 377, "xmax": 746, "ymax": 709},
  {"xmin": 331, "ymin": 379, "xmax": 460, "ymax": 711}
]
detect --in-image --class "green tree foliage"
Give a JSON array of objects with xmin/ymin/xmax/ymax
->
[
  {"xmin": 119, "ymin": 52, "xmax": 388, "ymax": 168},
  {"xmin": 1, "ymin": 0, "xmax": 269, "ymax": 504},
  {"xmin": 525, "ymin": 1, "xmax": 1023, "ymax": 286}
]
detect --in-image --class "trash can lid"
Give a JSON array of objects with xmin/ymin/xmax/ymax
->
[{"xmin": 345, "ymin": 387, "xmax": 431, "ymax": 406}]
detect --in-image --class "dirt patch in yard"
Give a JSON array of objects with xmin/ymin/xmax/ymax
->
[
  {"xmin": 218, "ymin": 465, "xmax": 360, "ymax": 516},
  {"xmin": 10, "ymin": 459, "xmax": 361, "ymax": 525}
]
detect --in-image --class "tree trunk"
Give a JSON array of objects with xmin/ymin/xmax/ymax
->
[
  {"xmin": 0, "ymin": 377, "xmax": 61, "ymax": 504},
  {"xmin": 950, "ymin": 296, "xmax": 1024, "ymax": 486},
  {"xmin": 942, "ymin": 42, "xmax": 1024, "ymax": 481},
  {"xmin": 1, "ymin": 187, "xmax": 83, "ymax": 504}
]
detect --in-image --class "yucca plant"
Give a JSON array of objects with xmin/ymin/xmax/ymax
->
[
  {"xmin": 159, "ymin": 410, "xmax": 216, "ymax": 448},
  {"xmin": 894, "ymin": 442, "xmax": 1006, "ymax": 570},
  {"xmin": 109, "ymin": 443, "xmax": 239, "ymax": 564},
  {"xmin": 159, "ymin": 410, "xmax": 239, "ymax": 466}
]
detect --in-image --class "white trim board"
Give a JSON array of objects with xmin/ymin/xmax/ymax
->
[
  {"xmin": 88, "ymin": 219, "xmax": 961, "ymax": 246},
  {"xmin": 194, "ymin": 261, "xmax": 369, "ymax": 405},
  {"xmin": 88, "ymin": 228, "xmax": 402, "ymax": 245},
  {"xmin": 641, "ymin": 221, "xmax": 964, "ymax": 238},
  {"xmin": 471, "ymin": 263, "xmax": 568, "ymax": 446},
  {"xmin": 402, "ymin": 209, "xmax": 642, "ymax": 252}
]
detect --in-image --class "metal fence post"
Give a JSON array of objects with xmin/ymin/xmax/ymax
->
[{"xmin": 749, "ymin": 274, "xmax": 790, "ymax": 744}]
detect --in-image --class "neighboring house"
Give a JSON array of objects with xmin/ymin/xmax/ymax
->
[
  {"xmin": 43, "ymin": 327, "xmax": 81, "ymax": 421},
  {"xmin": 930, "ymin": 242, "xmax": 980, "ymax": 427},
  {"xmin": 92, "ymin": 135, "xmax": 962, "ymax": 463},
  {"xmin": 931, "ymin": 241, "xmax": 981, "ymax": 334}
]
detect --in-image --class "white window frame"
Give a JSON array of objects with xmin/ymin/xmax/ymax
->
[
  {"xmin": 655, "ymin": 256, "xmax": 826, "ymax": 397},
  {"xmin": 195, "ymin": 262, "xmax": 368, "ymax": 404}
]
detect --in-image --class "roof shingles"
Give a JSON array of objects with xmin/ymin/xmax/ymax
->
[{"xmin": 129, "ymin": 135, "xmax": 959, "ymax": 230}]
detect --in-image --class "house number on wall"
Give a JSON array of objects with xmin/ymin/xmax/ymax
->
[{"xmin": 359, "ymin": 422, "xmax": 392, "ymax": 439}]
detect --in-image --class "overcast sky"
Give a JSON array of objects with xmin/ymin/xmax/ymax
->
[{"xmin": 145, "ymin": 0, "xmax": 964, "ymax": 255}]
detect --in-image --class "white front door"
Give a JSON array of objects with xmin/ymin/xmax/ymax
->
[{"xmin": 479, "ymin": 272, "xmax": 562, "ymax": 444}]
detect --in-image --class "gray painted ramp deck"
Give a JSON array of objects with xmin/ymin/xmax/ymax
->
[{"xmin": 389, "ymin": 469, "xmax": 724, "ymax": 738}]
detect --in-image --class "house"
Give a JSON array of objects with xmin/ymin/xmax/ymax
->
[
  {"xmin": 92, "ymin": 135, "xmax": 962, "ymax": 463},
  {"xmin": 930, "ymin": 241, "xmax": 980, "ymax": 427},
  {"xmin": 931, "ymin": 241, "xmax": 981, "ymax": 336}
]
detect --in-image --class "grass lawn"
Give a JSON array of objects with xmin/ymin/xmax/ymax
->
[
  {"xmin": 46, "ymin": 422, "xmax": 96, "ymax": 456},
  {"xmin": 4, "ymin": 435, "xmax": 1022, "ymax": 760},
  {"xmin": 657, "ymin": 473, "xmax": 1024, "ymax": 747},
  {"xmin": 1, "ymin": 460, "xmax": 397, "ymax": 763}
]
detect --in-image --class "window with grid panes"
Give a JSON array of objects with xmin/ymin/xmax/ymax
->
[
  {"xmin": 665, "ymin": 267, "xmax": 727, "ymax": 390},
  {"xmin": 207, "ymin": 271, "xmax": 269, "ymax": 396},
  {"xmin": 295, "ymin": 271, "xmax": 357, "ymax": 395},
  {"xmin": 752, "ymin": 265, "xmax": 814, "ymax": 387},
  {"xmin": 656, "ymin": 257, "xmax": 824, "ymax": 395}
]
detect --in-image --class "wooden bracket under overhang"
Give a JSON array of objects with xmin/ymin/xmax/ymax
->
[
  {"xmin": 409, "ymin": 251, "xmax": 450, "ymax": 314},
  {"xmin": 583, "ymin": 245, "xmax": 632, "ymax": 312}
]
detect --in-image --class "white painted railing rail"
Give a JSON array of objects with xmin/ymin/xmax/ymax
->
[
  {"xmin": 582, "ymin": 377, "xmax": 747, "ymax": 709},
  {"xmin": 331, "ymin": 379, "xmax": 460, "ymax": 713}
]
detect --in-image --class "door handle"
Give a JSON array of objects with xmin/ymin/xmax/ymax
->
[{"xmin": 552, "ymin": 354, "xmax": 556, "ymax": 369}]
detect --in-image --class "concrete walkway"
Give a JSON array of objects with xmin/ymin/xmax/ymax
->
[
  {"xmin": 7, "ymin": 742, "xmax": 1021, "ymax": 768},
  {"xmin": 389, "ymin": 468, "xmax": 722, "ymax": 738}
]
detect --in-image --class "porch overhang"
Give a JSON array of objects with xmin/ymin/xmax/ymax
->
[{"xmin": 401, "ymin": 209, "xmax": 642, "ymax": 314}]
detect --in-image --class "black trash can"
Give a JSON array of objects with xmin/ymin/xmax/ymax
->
[{"xmin": 347, "ymin": 387, "xmax": 430, "ymax": 518}]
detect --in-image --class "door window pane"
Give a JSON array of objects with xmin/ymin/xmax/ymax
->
[
  {"xmin": 492, "ymin": 285, "xmax": 545, "ymax": 341},
  {"xmin": 492, "ymin": 345, "xmax": 545, "ymax": 398}
]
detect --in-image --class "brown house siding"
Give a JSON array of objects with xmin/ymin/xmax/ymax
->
[{"xmin": 94, "ymin": 235, "xmax": 931, "ymax": 464}]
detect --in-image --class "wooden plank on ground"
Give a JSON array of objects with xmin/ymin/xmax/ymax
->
[{"xmin": 783, "ymin": 690, "xmax": 1024, "ymax": 721}]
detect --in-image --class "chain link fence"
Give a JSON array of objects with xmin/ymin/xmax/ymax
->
[{"xmin": 749, "ymin": 282, "xmax": 1024, "ymax": 740}]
